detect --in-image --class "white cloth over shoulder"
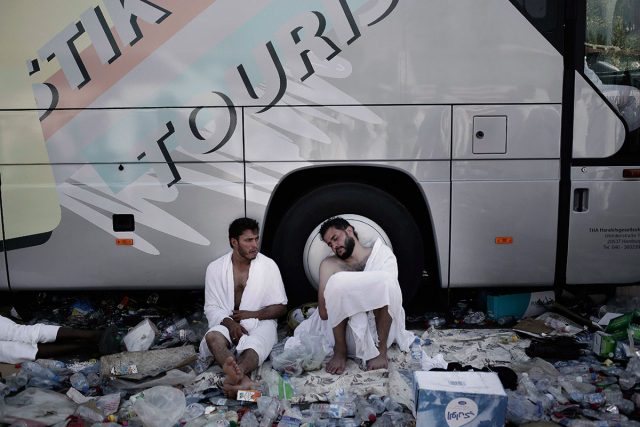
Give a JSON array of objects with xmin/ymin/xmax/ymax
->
[
  {"xmin": 287, "ymin": 239, "xmax": 414, "ymax": 362},
  {"xmin": 0, "ymin": 315, "xmax": 60, "ymax": 364},
  {"xmin": 200, "ymin": 252, "xmax": 287, "ymax": 364}
]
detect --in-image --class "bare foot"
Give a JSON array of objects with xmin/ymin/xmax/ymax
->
[
  {"xmin": 326, "ymin": 350, "xmax": 347, "ymax": 375},
  {"xmin": 222, "ymin": 356, "xmax": 243, "ymax": 385},
  {"xmin": 222, "ymin": 375, "xmax": 258, "ymax": 398},
  {"xmin": 366, "ymin": 352, "xmax": 388, "ymax": 371}
]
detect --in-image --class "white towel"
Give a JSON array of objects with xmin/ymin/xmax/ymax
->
[
  {"xmin": 204, "ymin": 252, "xmax": 287, "ymax": 330},
  {"xmin": 288, "ymin": 239, "xmax": 415, "ymax": 362},
  {"xmin": 201, "ymin": 252, "xmax": 287, "ymax": 364}
]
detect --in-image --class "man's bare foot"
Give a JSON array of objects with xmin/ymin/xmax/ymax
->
[
  {"xmin": 326, "ymin": 351, "xmax": 347, "ymax": 374},
  {"xmin": 222, "ymin": 356, "xmax": 243, "ymax": 385},
  {"xmin": 366, "ymin": 352, "xmax": 388, "ymax": 371},
  {"xmin": 222, "ymin": 375, "xmax": 258, "ymax": 398}
]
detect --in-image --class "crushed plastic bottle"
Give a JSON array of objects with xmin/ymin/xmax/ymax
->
[
  {"xmin": 35, "ymin": 359, "xmax": 66, "ymax": 372},
  {"xmin": 355, "ymin": 397, "xmax": 377, "ymax": 424},
  {"xmin": 506, "ymin": 391, "xmax": 543, "ymax": 424},
  {"xmin": 383, "ymin": 396, "xmax": 403, "ymax": 413},
  {"xmin": 367, "ymin": 395, "xmax": 386, "ymax": 415},
  {"xmin": 258, "ymin": 397, "xmax": 281, "ymax": 427},
  {"xmin": 27, "ymin": 377, "xmax": 60, "ymax": 389},
  {"xmin": 240, "ymin": 411, "xmax": 259, "ymax": 427},
  {"xmin": 20, "ymin": 361, "xmax": 60, "ymax": 382},
  {"xmin": 5, "ymin": 370, "xmax": 29, "ymax": 392},
  {"xmin": 69, "ymin": 372, "xmax": 89, "ymax": 393}
]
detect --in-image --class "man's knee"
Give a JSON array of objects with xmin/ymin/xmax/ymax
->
[{"xmin": 205, "ymin": 331, "xmax": 229, "ymax": 348}]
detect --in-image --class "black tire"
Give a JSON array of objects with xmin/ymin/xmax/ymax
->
[{"xmin": 270, "ymin": 182, "xmax": 425, "ymax": 308}]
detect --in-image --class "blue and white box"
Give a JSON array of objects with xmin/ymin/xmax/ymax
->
[{"xmin": 413, "ymin": 371, "xmax": 507, "ymax": 427}]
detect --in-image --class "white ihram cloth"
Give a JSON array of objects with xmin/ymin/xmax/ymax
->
[
  {"xmin": 0, "ymin": 315, "xmax": 60, "ymax": 364},
  {"xmin": 199, "ymin": 252, "xmax": 287, "ymax": 364},
  {"xmin": 286, "ymin": 239, "xmax": 414, "ymax": 362}
]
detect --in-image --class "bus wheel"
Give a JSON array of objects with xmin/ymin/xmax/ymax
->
[{"xmin": 270, "ymin": 182, "xmax": 425, "ymax": 308}]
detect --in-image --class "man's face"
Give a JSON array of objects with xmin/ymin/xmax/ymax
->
[
  {"xmin": 231, "ymin": 229, "xmax": 259, "ymax": 261},
  {"xmin": 322, "ymin": 226, "xmax": 355, "ymax": 260}
]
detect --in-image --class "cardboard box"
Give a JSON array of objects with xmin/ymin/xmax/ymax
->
[
  {"xmin": 592, "ymin": 331, "xmax": 617, "ymax": 358},
  {"xmin": 486, "ymin": 291, "xmax": 554, "ymax": 320},
  {"xmin": 413, "ymin": 371, "xmax": 507, "ymax": 427}
]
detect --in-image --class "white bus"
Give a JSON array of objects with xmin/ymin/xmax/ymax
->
[{"xmin": 1, "ymin": 0, "xmax": 639, "ymax": 309}]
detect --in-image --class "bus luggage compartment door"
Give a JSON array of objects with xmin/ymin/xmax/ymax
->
[{"xmin": 449, "ymin": 105, "xmax": 561, "ymax": 287}]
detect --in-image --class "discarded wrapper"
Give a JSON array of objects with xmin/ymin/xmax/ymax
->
[{"xmin": 236, "ymin": 390, "xmax": 262, "ymax": 402}]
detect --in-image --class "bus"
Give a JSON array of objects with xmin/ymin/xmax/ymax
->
[{"xmin": 0, "ymin": 0, "xmax": 639, "ymax": 309}]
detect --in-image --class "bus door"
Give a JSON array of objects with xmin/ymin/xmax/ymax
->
[{"xmin": 566, "ymin": 0, "xmax": 640, "ymax": 285}]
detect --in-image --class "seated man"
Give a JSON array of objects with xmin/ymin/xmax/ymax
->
[
  {"xmin": 200, "ymin": 217, "xmax": 287, "ymax": 395},
  {"xmin": 0, "ymin": 315, "xmax": 117, "ymax": 364},
  {"xmin": 288, "ymin": 217, "xmax": 414, "ymax": 374}
]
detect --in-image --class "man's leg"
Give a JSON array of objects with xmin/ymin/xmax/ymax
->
[
  {"xmin": 204, "ymin": 331, "xmax": 236, "ymax": 370},
  {"xmin": 326, "ymin": 318, "xmax": 348, "ymax": 374},
  {"xmin": 36, "ymin": 343, "xmax": 93, "ymax": 359},
  {"xmin": 367, "ymin": 305, "xmax": 392, "ymax": 370},
  {"xmin": 237, "ymin": 348, "xmax": 259, "ymax": 375},
  {"xmin": 55, "ymin": 328, "xmax": 101, "ymax": 343}
]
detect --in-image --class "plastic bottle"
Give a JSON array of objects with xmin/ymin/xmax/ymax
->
[
  {"xmin": 383, "ymin": 396, "xmax": 403, "ymax": 413},
  {"xmin": 20, "ymin": 361, "xmax": 59, "ymax": 382},
  {"xmin": 86, "ymin": 372, "xmax": 101, "ymax": 387},
  {"xmin": 240, "ymin": 411, "xmax": 259, "ymax": 427},
  {"xmin": 259, "ymin": 398, "xmax": 281, "ymax": 427},
  {"xmin": 355, "ymin": 398, "xmax": 376, "ymax": 424},
  {"xmin": 69, "ymin": 372, "xmax": 89, "ymax": 393},
  {"xmin": 27, "ymin": 377, "xmax": 60, "ymax": 389},
  {"xmin": 506, "ymin": 391, "xmax": 543, "ymax": 424},
  {"xmin": 367, "ymin": 395, "xmax": 386, "ymax": 415},
  {"xmin": 5, "ymin": 370, "xmax": 29, "ymax": 392},
  {"xmin": 35, "ymin": 359, "xmax": 66, "ymax": 372},
  {"xmin": 409, "ymin": 336, "xmax": 423, "ymax": 370}
]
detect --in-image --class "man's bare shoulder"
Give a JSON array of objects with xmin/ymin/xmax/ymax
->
[{"xmin": 320, "ymin": 256, "xmax": 347, "ymax": 272}]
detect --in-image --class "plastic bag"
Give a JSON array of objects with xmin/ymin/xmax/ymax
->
[
  {"xmin": 123, "ymin": 319, "xmax": 159, "ymax": 352},
  {"xmin": 272, "ymin": 334, "xmax": 328, "ymax": 376},
  {"xmin": 133, "ymin": 386, "xmax": 186, "ymax": 427}
]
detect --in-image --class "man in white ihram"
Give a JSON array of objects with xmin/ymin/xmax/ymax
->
[
  {"xmin": 200, "ymin": 217, "xmax": 287, "ymax": 395},
  {"xmin": 288, "ymin": 217, "xmax": 414, "ymax": 374}
]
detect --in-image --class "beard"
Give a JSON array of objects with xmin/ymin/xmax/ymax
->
[
  {"xmin": 336, "ymin": 235, "xmax": 355, "ymax": 260},
  {"xmin": 238, "ymin": 246, "xmax": 258, "ymax": 261}
]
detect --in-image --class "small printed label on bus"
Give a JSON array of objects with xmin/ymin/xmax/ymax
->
[
  {"xmin": 495, "ymin": 237, "xmax": 513, "ymax": 245},
  {"xmin": 116, "ymin": 239, "xmax": 134, "ymax": 246}
]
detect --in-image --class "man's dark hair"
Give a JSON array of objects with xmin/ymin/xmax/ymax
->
[
  {"xmin": 319, "ymin": 217, "xmax": 358, "ymax": 240},
  {"xmin": 228, "ymin": 217, "xmax": 259, "ymax": 247}
]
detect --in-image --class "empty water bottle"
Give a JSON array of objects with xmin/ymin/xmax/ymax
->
[
  {"xmin": 35, "ymin": 359, "xmax": 66, "ymax": 372},
  {"xmin": 367, "ymin": 395, "xmax": 386, "ymax": 415},
  {"xmin": 355, "ymin": 397, "xmax": 377, "ymax": 424},
  {"xmin": 86, "ymin": 372, "xmax": 101, "ymax": 387},
  {"xmin": 5, "ymin": 370, "xmax": 29, "ymax": 392},
  {"xmin": 383, "ymin": 396, "xmax": 403, "ymax": 413},
  {"xmin": 409, "ymin": 336, "xmax": 423, "ymax": 370},
  {"xmin": 70, "ymin": 372, "xmax": 89, "ymax": 393},
  {"xmin": 20, "ymin": 361, "xmax": 60, "ymax": 382},
  {"xmin": 259, "ymin": 397, "xmax": 281, "ymax": 427},
  {"xmin": 241, "ymin": 411, "xmax": 259, "ymax": 427},
  {"xmin": 506, "ymin": 391, "xmax": 543, "ymax": 424},
  {"xmin": 27, "ymin": 377, "xmax": 60, "ymax": 389}
]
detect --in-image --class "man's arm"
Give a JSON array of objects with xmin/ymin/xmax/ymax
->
[
  {"xmin": 318, "ymin": 258, "xmax": 337, "ymax": 320},
  {"xmin": 232, "ymin": 304, "xmax": 287, "ymax": 321}
]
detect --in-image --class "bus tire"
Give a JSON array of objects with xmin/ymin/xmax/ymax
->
[{"xmin": 270, "ymin": 182, "xmax": 425, "ymax": 308}]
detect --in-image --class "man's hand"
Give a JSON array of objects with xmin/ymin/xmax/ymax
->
[
  {"xmin": 222, "ymin": 317, "xmax": 248, "ymax": 344},
  {"xmin": 232, "ymin": 310, "xmax": 257, "ymax": 321}
]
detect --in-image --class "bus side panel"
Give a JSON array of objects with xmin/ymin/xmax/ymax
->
[
  {"xmin": 5, "ymin": 163, "xmax": 244, "ymax": 290},
  {"xmin": 566, "ymin": 166, "xmax": 640, "ymax": 284}
]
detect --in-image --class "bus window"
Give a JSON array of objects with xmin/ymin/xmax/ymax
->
[{"xmin": 585, "ymin": 0, "xmax": 640, "ymax": 137}]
